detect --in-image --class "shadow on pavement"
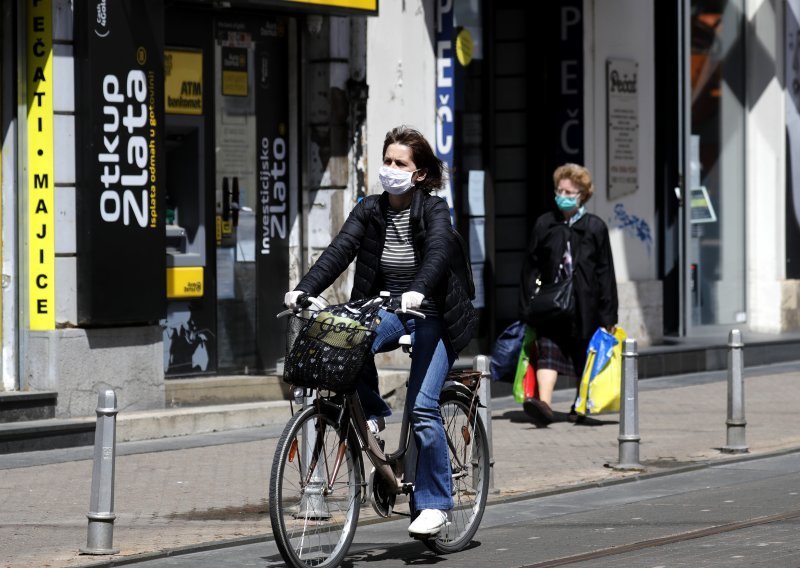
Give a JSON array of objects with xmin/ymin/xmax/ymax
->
[
  {"xmin": 341, "ymin": 540, "xmax": 482, "ymax": 565},
  {"xmin": 498, "ymin": 409, "xmax": 619, "ymax": 428},
  {"xmin": 565, "ymin": 414, "xmax": 619, "ymax": 427},
  {"xmin": 262, "ymin": 540, "xmax": 482, "ymax": 566}
]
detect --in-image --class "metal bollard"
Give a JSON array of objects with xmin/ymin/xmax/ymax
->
[
  {"xmin": 613, "ymin": 339, "xmax": 644, "ymax": 471},
  {"xmin": 722, "ymin": 329, "xmax": 748, "ymax": 454},
  {"xmin": 474, "ymin": 355, "xmax": 497, "ymax": 493},
  {"xmin": 80, "ymin": 390, "xmax": 120, "ymax": 555},
  {"xmin": 299, "ymin": 393, "xmax": 331, "ymax": 519}
]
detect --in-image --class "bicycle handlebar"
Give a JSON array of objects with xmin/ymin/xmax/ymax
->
[{"xmin": 276, "ymin": 292, "xmax": 428, "ymax": 319}]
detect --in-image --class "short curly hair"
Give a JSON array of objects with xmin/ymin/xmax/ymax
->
[
  {"xmin": 381, "ymin": 126, "xmax": 444, "ymax": 193},
  {"xmin": 553, "ymin": 163, "xmax": 594, "ymax": 203}
]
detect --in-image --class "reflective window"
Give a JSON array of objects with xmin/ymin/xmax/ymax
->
[{"xmin": 689, "ymin": 0, "xmax": 746, "ymax": 326}]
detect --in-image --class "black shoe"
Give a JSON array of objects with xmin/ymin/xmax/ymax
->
[
  {"xmin": 567, "ymin": 410, "xmax": 586, "ymax": 424},
  {"xmin": 523, "ymin": 399, "xmax": 554, "ymax": 427}
]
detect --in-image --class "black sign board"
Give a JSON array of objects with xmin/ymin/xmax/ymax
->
[
  {"xmin": 547, "ymin": 1, "xmax": 584, "ymax": 169},
  {"xmin": 254, "ymin": 17, "xmax": 291, "ymax": 369},
  {"xmin": 74, "ymin": 0, "xmax": 166, "ymax": 325}
]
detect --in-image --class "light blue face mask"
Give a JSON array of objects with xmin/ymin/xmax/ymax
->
[{"xmin": 555, "ymin": 194, "xmax": 579, "ymax": 211}]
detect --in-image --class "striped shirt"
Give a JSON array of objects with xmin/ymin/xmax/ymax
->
[
  {"xmin": 381, "ymin": 207, "xmax": 418, "ymax": 297},
  {"xmin": 381, "ymin": 207, "xmax": 439, "ymax": 317}
]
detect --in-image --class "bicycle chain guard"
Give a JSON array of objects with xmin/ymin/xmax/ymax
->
[{"xmin": 368, "ymin": 467, "xmax": 396, "ymax": 518}]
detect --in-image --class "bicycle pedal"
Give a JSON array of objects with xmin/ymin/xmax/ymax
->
[{"xmin": 409, "ymin": 523, "xmax": 449, "ymax": 541}]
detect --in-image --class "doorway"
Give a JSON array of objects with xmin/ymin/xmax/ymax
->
[
  {"xmin": 685, "ymin": 0, "xmax": 747, "ymax": 329},
  {"xmin": 656, "ymin": 0, "xmax": 746, "ymax": 336},
  {"xmin": 163, "ymin": 6, "xmax": 295, "ymax": 376}
]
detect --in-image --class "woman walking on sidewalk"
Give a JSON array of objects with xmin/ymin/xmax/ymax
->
[{"xmin": 518, "ymin": 163, "xmax": 618, "ymax": 426}]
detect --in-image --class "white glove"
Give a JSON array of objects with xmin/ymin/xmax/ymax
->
[
  {"xmin": 401, "ymin": 291, "xmax": 425, "ymax": 312},
  {"xmin": 284, "ymin": 290, "xmax": 305, "ymax": 309}
]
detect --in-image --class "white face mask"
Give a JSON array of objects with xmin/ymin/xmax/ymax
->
[{"xmin": 378, "ymin": 165, "xmax": 418, "ymax": 195}]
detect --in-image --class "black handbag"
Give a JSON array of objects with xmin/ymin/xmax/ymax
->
[{"xmin": 524, "ymin": 269, "xmax": 575, "ymax": 326}]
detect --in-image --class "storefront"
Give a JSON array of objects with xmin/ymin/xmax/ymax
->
[
  {"xmin": 9, "ymin": 0, "xmax": 798, "ymax": 417},
  {"xmin": 11, "ymin": 0, "xmax": 377, "ymax": 416},
  {"xmin": 66, "ymin": 0, "xmax": 377, "ymax": 382},
  {"xmin": 159, "ymin": 6, "xmax": 297, "ymax": 376},
  {"xmin": 479, "ymin": 0, "xmax": 795, "ymax": 342}
]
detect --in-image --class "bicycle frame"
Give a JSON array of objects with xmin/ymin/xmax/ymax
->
[
  {"xmin": 346, "ymin": 390, "xmax": 414, "ymax": 495},
  {"xmin": 300, "ymin": 371, "xmax": 484, "ymax": 502}
]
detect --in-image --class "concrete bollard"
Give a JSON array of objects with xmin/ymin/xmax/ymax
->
[
  {"xmin": 613, "ymin": 339, "xmax": 644, "ymax": 471},
  {"xmin": 473, "ymin": 355, "xmax": 497, "ymax": 493},
  {"xmin": 722, "ymin": 329, "xmax": 748, "ymax": 454},
  {"xmin": 80, "ymin": 390, "xmax": 120, "ymax": 555}
]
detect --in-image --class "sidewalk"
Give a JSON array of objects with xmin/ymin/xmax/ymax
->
[{"xmin": 2, "ymin": 368, "xmax": 800, "ymax": 568}]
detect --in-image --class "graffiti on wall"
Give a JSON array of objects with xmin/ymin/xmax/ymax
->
[
  {"xmin": 161, "ymin": 302, "xmax": 213, "ymax": 374},
  {"xmin": 612, "ymin": 203, "xmax": 652, "ymax": 256}
]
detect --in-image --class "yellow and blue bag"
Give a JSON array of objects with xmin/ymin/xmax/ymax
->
[{"xmin": 573, "ymin": 326, "xmax": 627, "ymax": 415}]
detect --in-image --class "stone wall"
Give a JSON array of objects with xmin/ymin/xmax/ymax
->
[
  {"xmin": 782, "ymin": 280, "xmax": 800, "ymax": 331},
  {"xmin": 27, "ymin": 327, "xmax": 164, "ymax": 418},
  {"xmin": 616, "ymin": 280, "xmax": 663, "ymax": 346}
]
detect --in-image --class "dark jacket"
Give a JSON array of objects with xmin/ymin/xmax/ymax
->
[
  {"xmin": 519, "ymin": 210, "xmax": 618, "ymax": 339},
  {"xmin": 297, "ymin": 190, "xmax": 477, "ymax": 353}
]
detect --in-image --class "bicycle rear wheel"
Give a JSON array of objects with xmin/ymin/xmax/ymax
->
[
  {"xmin": 425, "ymin": 390, "xmax": 490, "ymax": 554},
  {"xmin": 269, "ymin": 404, "xmax": 362, "ymax": 567}
]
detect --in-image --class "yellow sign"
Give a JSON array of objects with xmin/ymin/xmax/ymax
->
[
  {"xmin": 27, "ymin": 0, "xmax": 55, "ymax": 330},
  {"xmin": 285, "ymin": 0, "xmax": 377, "ymax": 12},
  {"xmin": 222, "ymin": 71, "xmax": 248, "ymax": 96},
  {"xmin": 164, "ymin": 49, "xmax": 203, "ymax": 115},
  {"xmin": 456, "ymin": 28, "xmax": 474, "ymax": 67},
  {"xmin": 166, "ymin": 267, "xmax": 204, "ymax": 299},
  {"xmin": 221, "ymin": 47, "xmax": 249, "ymax": 97}
]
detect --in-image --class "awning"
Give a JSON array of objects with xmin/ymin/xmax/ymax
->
[
  {"xmin": 283, "ymin": 0, "xmax": 377, "ymax": 14},
  {"xmin": 232, "ymin": 0, "xmax": 379, "ymax": 15}
]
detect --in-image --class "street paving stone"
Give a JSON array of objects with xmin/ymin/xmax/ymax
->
[{"xmin": 2, "ymin": 371, "xmax": 800, "ymax": 567}]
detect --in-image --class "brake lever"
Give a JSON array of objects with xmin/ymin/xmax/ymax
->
[
  {"xmin": 398, "ymin": 307, "xmax": 426, "ymax": 319},
  {"xmin": 276, "ymin": 295, "xmax": 327, "ymax": 318}
]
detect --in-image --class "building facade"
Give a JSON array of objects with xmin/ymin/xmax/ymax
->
[{"xmin": 1, "ymin": 0, "xmax": 798, "ymax": 418}]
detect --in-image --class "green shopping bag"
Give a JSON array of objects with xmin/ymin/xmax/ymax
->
[{"xmin": 512, "ymin": 326, "xmax": 537, "ymax": 403}]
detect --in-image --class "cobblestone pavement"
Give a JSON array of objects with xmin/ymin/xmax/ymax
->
[{"xmin": 2, "ymin": 371, "xmax": 799, "ymax": 568}]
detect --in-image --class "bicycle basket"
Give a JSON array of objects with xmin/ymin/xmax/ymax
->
[{"xmin": 283, "ymin": 308, "xmax": 377, "ymax": 392}]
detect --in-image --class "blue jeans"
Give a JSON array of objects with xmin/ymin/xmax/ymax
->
[{"xmin": 356, "ymin": 310, "xmax": 456, "ymax": 511}]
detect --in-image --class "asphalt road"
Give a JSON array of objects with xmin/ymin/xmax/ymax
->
[{"xmin": 121, "ymin": 451, "xmax": 800, "ymax": 568}]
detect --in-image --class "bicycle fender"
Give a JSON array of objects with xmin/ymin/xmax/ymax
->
[{"xmin": 441, "ymin": 381, "xmax": 483, "ymax": 407}]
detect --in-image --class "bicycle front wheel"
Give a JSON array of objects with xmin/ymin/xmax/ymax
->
[
  {"xmin": 269, "ymin": 404, "xmax": 362, "ymax": 568},
  {"xmin": 426, "ymin": 390, "xmax": 490, "ymax": 554}
]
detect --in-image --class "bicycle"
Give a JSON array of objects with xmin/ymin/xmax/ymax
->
[{"xmin": 269, "ymin": 292, "xmax": 490, "ymax": 568}]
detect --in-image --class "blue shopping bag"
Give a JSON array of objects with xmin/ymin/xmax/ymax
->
[{"xmin": 490, "ymin": 320, "xmax": 526, "ymax": 383}]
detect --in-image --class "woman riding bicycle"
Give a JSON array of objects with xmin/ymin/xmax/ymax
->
[{"xmin": 284, "ymin": 125, "xmax": 477, "ymax": 538}]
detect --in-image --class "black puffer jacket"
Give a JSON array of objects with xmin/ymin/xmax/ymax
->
[
  {"xmin": 519, "ymin": 211, "xmax": 618, "ymax": 340},
  {"xmin": 297, "ymin": 190, "xmax": 477, "ymax": 353}
]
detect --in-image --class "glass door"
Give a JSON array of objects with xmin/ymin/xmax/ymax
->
[
  {"xmin": 214, "ymin": 15, "xmax": 292, "ymax": 374},
  {"xmin": 684, "ymin": 0, "xmax": 747, "ymax": 330}
]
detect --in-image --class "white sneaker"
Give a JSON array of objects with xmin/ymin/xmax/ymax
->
[
  {"xmin": 408, "ymin": 509, "xmax": 449, "ymax": 537},
  {"xmin": 367, "ymin": 416, "xmax": 385, "ymax": 435}
]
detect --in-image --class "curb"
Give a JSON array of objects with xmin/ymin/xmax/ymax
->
[{"xmin": 116, "ymin": 400, "xmax": 292, "ymax": 443}]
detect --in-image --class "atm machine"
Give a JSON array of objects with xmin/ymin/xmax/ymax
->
[{"xmin": 162, "ymin": 118, "xmax": 214, "ymax": 375}]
